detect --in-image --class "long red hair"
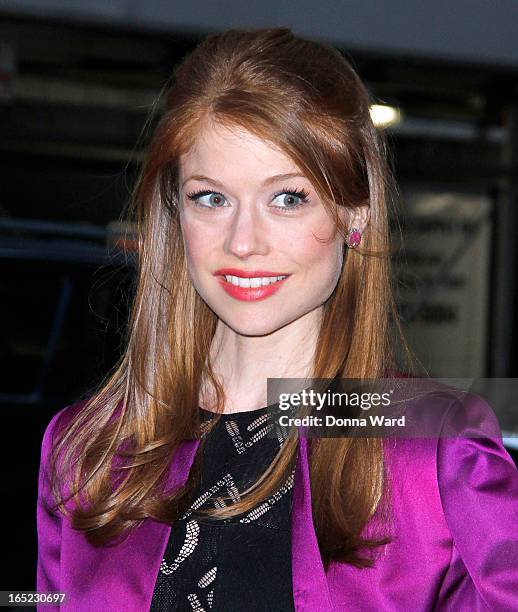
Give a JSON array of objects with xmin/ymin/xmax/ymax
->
[{"xmin": 48, "ymin": 26, "xmax": 418, "ymax": 569}]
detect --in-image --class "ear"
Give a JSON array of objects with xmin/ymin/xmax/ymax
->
[{"xmin": 339, "ymin": 204, "xmax": 370, "ymax": 234}]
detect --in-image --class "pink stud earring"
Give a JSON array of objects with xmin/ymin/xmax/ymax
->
[{"xmin": 345, "ymin": 227, "xmax": 362, "ymax": 248}]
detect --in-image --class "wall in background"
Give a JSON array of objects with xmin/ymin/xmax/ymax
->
[{"xmin": 2, "ymin": 0, "xmax": 518, "ymax": 67}]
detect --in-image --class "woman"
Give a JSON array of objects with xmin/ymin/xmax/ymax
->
[{"xmin": 37, "ymin": 27, "xmax": 518, "ymax": 611}]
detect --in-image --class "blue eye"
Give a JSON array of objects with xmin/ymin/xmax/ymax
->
[
  {"xmin": 272, "ymin": 188, "xmax": 310, "ymax": 212},
  {"xmin": 185, "ymin": 190, "xmax": 227, "ymax": 208}
]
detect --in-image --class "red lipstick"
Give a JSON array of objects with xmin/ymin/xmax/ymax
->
[
  {"xmin": 213, "ymin": 268, "xmax": 290, "ymax": 302},
  {"xmin": 214, "ymin": 268, "xmax": 289, "ymax": 278}
]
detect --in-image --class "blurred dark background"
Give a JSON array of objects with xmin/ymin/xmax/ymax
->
[{"xmin": 1, "ymin": 0, "xmax": 518, "ymax": 595}]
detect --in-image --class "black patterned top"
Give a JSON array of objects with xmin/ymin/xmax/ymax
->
[{"xmin": 149, "ymin": 404, "xmax": 296, "ymax": 612}]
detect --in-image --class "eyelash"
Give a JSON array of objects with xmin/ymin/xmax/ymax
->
[{"xmin": 185, "ymin": 186, "xmax": 310, "ymax": 213}]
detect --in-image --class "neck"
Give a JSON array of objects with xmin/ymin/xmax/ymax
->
[{"xmin": 200, "ymin": 308, "xmax": 322, "ymax": 414}]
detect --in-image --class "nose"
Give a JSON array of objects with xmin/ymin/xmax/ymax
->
[{"xmin": 223, "ymin": 202, "xmax": 270, "ymax": 259}]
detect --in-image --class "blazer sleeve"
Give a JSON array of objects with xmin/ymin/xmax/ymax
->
[
  {"xmin": 36, "ymin": 406, "xmax": 70, "ymax": 593},
  {"xmin": 437, "ymin": 393, "xmax": 518, "ymax": 610}
]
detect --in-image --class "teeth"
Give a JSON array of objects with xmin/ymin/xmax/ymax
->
[{"xmin": 224, "ymin": 275, "xmax": 287, "ymax": 287}]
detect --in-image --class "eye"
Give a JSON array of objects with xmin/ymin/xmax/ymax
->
[
  {"xmin": 185, "ymin": 190, "xmax": 227, "ymax": 208},
  {"xmin": 271, "ymin": 188, "xmax": 310, "ymax": 213}
]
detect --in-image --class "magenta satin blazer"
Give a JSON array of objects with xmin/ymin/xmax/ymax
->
[{"xmin": 37, "ymin": 393, "xmax": 518, "ymax": 611}]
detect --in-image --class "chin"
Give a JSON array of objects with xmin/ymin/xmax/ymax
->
[{"xmin": 219, "ymin": 310, "xmax": 294, "ymax": 337}]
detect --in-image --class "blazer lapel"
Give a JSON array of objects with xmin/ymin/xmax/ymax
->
[
  {"xmin": 291, "ymin": 431, "xmax": 335, "ymax": 611},
  {"xmin": 139, "ymin": 437, "xmax": 201, "ymax": 610}
]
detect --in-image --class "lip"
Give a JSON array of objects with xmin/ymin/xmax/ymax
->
[
  {"xmin": 214, "ymin": 269, "xmax": 290, "ymax": 302},
  {"xmin": 214, "ymin": 268, "xmax": 289, "ymax": 278}
]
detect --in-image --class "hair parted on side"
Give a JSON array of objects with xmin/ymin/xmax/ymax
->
[{"xmin": 47, "ymin": 26, "xmax": 419, "ymax": 570}]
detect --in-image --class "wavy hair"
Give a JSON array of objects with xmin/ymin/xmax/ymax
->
[{"xmin": 48, "ymin": 26, "xmax": 418, "ymax": 569}]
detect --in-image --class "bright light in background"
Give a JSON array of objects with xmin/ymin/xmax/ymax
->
[{"xmin": 370, "ymin": 104, "xmax": 403, "ymax": 128}]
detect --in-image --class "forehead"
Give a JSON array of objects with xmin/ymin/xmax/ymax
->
[{"xmin": 179, "ymin": 121, "xmax": 300, "ymax": 179}]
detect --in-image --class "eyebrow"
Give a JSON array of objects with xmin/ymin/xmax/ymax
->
[{"xmin": 181, "ymin": 172, "xmax": 308, "ymax": 190}]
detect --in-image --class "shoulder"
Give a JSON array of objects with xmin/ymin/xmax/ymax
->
[
  {"xmin": 384, "ymin": 383, "xmax": 510, "ymax": 456},
  {"xmin": 38, "ymin": 398, "xmax": 93, "ymax": 501},
  {"xmin": 435, "ymin": 390, "xmax": 518, "ymax": 519},
  {"xmin": 435, "ymin": 390, "xmax": 517, "ymax": 487},
  {"xmin": 382, "ymin": 388, "xmax": 518, "ymax": 524},
  {"xmin": 39, "ymin": 394, "xmax": 127, "ymax": 499},
  {"xmin": 40, "ymin": 398, "xmax": 91, "ymax": 462},
  {"xmin": 385, "ymin": 387, "xmax": 516, "ymax": 481}
]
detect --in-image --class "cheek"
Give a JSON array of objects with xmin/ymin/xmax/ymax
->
[
  {"xmin": 297, "ymin": 232, "xmax": 343, "ymax": 281},
  {"xmin": 180, "ymin": 221, "xmax": 209, "ymax": 269}
]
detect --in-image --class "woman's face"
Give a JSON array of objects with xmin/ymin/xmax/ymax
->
[{"xmin": 178, "ymin": 121, "xmax": 358, "ymax": 336}]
